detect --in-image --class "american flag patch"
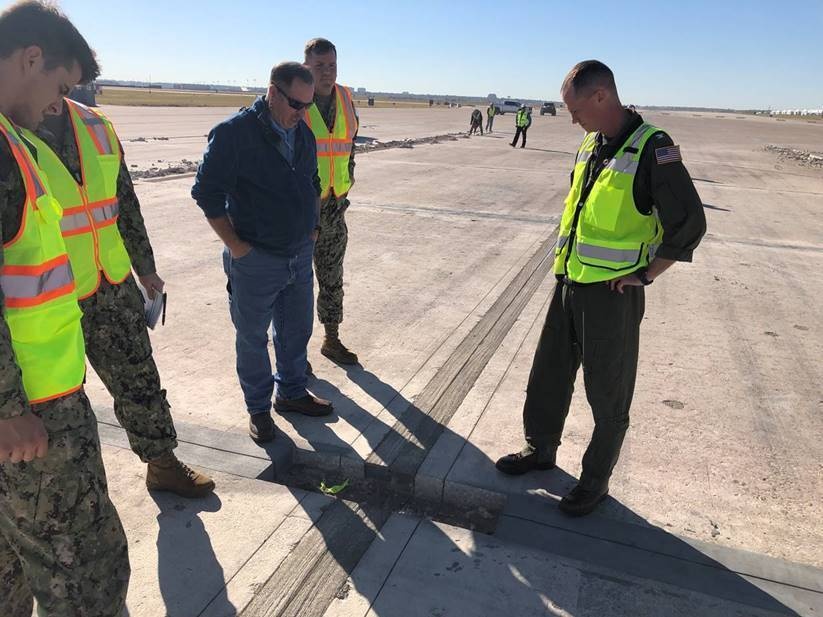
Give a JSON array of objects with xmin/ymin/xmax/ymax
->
[{"xmin": 655, "ymin": 145, "xmax": 682, "ymax": 164}]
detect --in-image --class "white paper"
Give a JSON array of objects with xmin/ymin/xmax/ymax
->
[{"xmin": 137, "ymin": 282, "xmax": 165, "ymax": 330}]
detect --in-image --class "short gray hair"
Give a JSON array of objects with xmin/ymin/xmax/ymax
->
[
  {"xmin": 561, "ymin": 60, "xmax": 616, "ymax": 98},
  {"xmin": 269, "ymin": 61, "xmax": 314, "ymax": 88}
]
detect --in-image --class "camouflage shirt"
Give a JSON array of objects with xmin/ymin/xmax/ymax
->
[
  {"xmin": 36, "ymin": 107, "xmax": 157, "ymax": 276},
  {"xmin": 0, "ymin": 134, "xmax": 35, "ymax": 419}
]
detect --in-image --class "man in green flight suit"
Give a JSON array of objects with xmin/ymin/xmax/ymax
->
[{"xmin": 496, "ymin": 60, "xmax": 707, "ymax": 516}]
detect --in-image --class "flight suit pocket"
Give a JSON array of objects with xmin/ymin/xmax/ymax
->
[{"xmin": 582, "ymin": 338, "xmax": 624, "ymax": 398}]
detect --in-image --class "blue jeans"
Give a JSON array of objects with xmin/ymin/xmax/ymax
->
[{"xmin": 222, "ymin": 242, "xmax": 314, "ymax": 414}]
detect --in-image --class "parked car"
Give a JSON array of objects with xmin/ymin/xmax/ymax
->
[
  {"xmin": 540, "ymin": 102, "xmax": 557, "ymax": 116},
  {"xmin": 497, "ymin": 100, "xmax": 521, "ymax": 115}
]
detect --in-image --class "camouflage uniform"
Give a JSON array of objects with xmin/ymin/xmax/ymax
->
[
  {"xmin": 313, "ymin": 90, "xmax": 357, "ymax": 326},
  {"xmin": 36, "ymin": 111, "xmax": 178, "ymax": 462},
  {"xmin": 0, "ymin": 133, "xmax": 129, "ymax": 616}
]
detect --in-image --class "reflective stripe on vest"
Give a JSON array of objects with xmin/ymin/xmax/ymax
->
[
  {"xmin": 60, "ymin": 198, "xmax": 120, "ymax": 236},
  {"xmin": 1, "ymin": 254, "xmax": 74, "ymax": 308},
  {"xmin": 304, "ymin": 85, "xmax": 358, "ymax": 199},
  {"xmin": 315, "ymin": 141, "xmax": 353, "ymax": 155},
  {"xmin": 0, "ymin": 113, "xmax": 85, "ymax": 404},
  {"xmin": 575, "ymin": 243, "xmax": 641, "ymax": 264}
]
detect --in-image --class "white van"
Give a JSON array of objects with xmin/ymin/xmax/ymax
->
[{"xmin": 497, "ymin": 100, "xmax": 521, "ymax": 115}]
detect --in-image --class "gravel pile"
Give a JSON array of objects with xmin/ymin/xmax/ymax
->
[
  {"xmin": 131, "ymin": 159, "xmax": 198, "ymax": 179},
  {"xmin": 130, "ymin": 132, "xmax": 467, "ymax": 180},
  {"xmin": 765, "ymin": 145, "xmax": 823, "ymax": 168},
  {"xmin": 356, "ymin": 132, "xmax": 465, "ymax": 153}
]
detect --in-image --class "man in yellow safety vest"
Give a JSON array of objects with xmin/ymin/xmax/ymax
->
[
  {"xmin": 27, "ymin": 96, "xmax": 215, "ymax": 499},
  {"xmin": 0, "ymin": 3, "xmax": 129, "ymax": 614},
  {"xmin": 304, "ymin": 38, "xmax": 360, "ymax": 366}
]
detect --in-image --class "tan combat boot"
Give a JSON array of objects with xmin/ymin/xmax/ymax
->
[
  {"xmin": 320, "ymin": 323, "xmax": 359, "ymax": 365},
  {"xmin": 146, "ymin": 452, "xmax": 215, "ymax": 498}
]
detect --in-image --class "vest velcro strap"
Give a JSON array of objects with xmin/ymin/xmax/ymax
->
[
  {"xmin": 576, "ymin": 242, "xmax": 640, "ymax": 265},
  {"xmin": 1, "ymin": 254, "xmax": 75, "ymax": 308}
]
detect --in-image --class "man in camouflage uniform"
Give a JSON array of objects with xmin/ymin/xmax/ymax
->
[
  {"xmin": 304, "ymin": 38, "xmax": 359, "ymax": 365},
  {"xmin": 34, "ymin": 103, "xmax": 215, "ymax": 499},
  {"xmin": 0, "ymin": 3, "xmax": 129, "ymax": 615}
]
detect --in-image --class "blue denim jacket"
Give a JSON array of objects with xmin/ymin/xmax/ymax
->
[{"xmin": 192, "ymin": 96, "xmax": 320, "ymax": 257}]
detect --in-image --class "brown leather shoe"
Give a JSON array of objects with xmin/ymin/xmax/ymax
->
[
  {"xmin": 274, "ymin": 394, "xmax": 333, "ymax": 417},
  {"xmin": 146, "ymin": 452, "xmax": 215, "ymax": 498},
  {"xmin": 249, "ymin": 412, "xmax": 276, "ymax": 443}
]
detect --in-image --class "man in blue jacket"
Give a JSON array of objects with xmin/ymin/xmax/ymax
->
[{"xmin": 192, "ymin": 62, "xmax": 333, "ymax": 443}]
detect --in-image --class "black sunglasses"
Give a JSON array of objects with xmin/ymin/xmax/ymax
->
[{"xmin": 274, "ymin": 83, "xmax": 313, "ymax": 111}]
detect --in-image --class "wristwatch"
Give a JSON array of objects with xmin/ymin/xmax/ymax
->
[{"xmin": 636, "ymin": 268, "xmax": 653, "ymax": 286}]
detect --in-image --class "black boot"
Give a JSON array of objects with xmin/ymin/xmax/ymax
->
[
  {"xmin": 559, "ymin": 483, "xmax": 609, "ymax": 517},
  {"xmin": 495, "ymin": 445, "xmax": 556, "ymax": 475}
]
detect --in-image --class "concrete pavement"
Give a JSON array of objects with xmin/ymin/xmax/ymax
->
[{"xmin": 73, "ymin": 105, "xmax": 823, "ymax": 615}]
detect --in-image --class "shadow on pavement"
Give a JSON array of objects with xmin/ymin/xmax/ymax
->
[
  {"xmin": 148, "ymin": 491, "xmax": 237, "ymax": 617},
  {"xmin": 270, "ymin": 364, "xmax": 804, "ymax": 616}
]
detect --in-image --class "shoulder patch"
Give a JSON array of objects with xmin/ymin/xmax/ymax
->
[{"xmin": 655, "ymin": 144, "xmax": 682, "ymax": 164}]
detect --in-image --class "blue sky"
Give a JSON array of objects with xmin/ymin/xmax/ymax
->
[{"xmin": 54, "ymin": 0, "xmax": 823, "ymax": 109}]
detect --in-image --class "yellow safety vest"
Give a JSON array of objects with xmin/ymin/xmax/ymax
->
[
  {"xmin": 0, "ymin": 113, "xmax": 85, "ymax": 404},
  {"xmin": 516, "ymin": 109, "xmax": 529, "ymax": 127},
  {"xmin": 487, "ymin": 106, "xmax": 496, "ymax": 117},
  {"xmin": 304, "ymin": 85, "xmax": 358, "ymax": 200},
  {"xmin": 23, "ymin": 99, "xmax": 131, "ymax": 299},
  {"xmin": 554, "ymin": 123, "xmax": 664, "ymax": 283}
]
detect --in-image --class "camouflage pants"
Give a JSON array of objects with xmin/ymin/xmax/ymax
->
[
  {"xmin": 0, "ymin": 391, "xmax": 130, "ymax": 616},
  {"xmin": 81, "ymin": 276, "xmax": 178, "ymax": 462},
  {"xmin": 314, "ymin": 195, "xmax": 349, "ymax": 325}
]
